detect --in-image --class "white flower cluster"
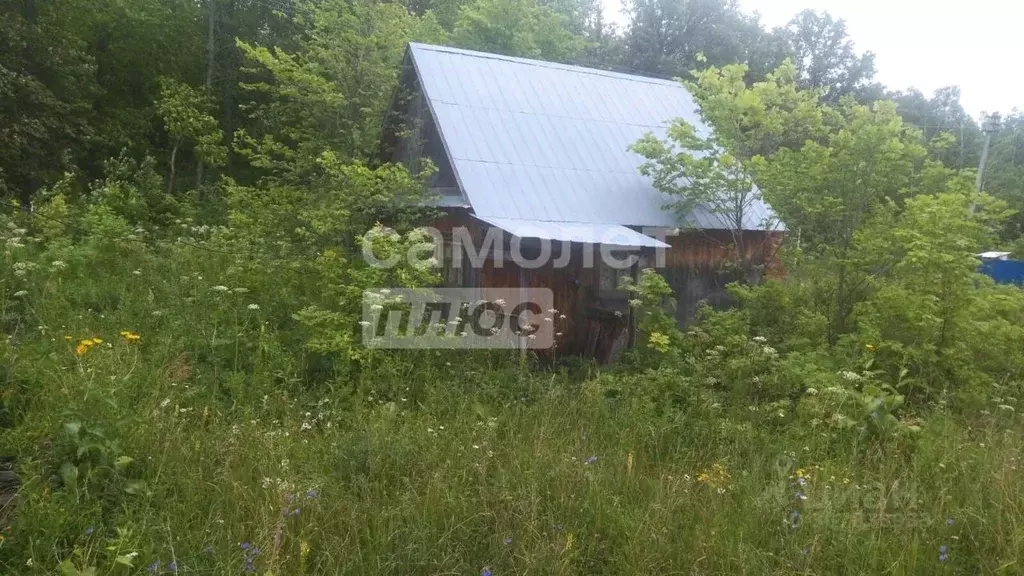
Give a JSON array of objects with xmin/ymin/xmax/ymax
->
[
  {"xmin": 12, "ymin": 261, "xmax": 38, "ymax": 277},
  {"xmin": 839, "ymin": 370, "xmax": 862, "ymax": 382}
]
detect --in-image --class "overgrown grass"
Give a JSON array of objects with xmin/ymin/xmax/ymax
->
[{"xmin": 3, "ymin": 209, "xmax": 1024, "ymax": 575}]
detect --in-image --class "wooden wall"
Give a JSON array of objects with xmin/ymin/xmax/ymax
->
[
  {"xmin": 660, "ymin": 230, "xmax": 784, "ymax": 324},
  {"xmin": 432, "ymin": 211, "xmax": 784, "ymax": 359}
]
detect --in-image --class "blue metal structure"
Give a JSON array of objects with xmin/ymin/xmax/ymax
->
[{"xmin": 980, "ymin": 259, "xmax": 1024, "ymax": 286}]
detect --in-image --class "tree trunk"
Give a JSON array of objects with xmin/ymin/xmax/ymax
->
[
  {"xmin": 168, "ymin": 139, "xmax": 181, "ymax": 195},
  {"xmin": 24, "ymin": 0, "xmax": 36, "ymax": 24},
  {"xmin": 196, "ymin": 0, "xmax": 216, "ymax": 192}
]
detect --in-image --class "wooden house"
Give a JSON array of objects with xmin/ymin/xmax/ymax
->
[{"xmin": 381, "ymin": 43, "xmax": 782, "ymax": 361}]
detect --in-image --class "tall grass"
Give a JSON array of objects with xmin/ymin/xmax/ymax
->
[{"xmin": 2, "ymin": 218, "xmax": 1024, "ymax": 575}]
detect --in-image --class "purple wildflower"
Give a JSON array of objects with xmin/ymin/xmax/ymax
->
[
  {"xmin": 939, "ymin": 544, "xmax": 950, "ymax": 562},
  {"xmin": 584, "ymin": 455, "xmax": 598, "ymax": 465},
  {"xmin": 240, "ymin": 542, "xmax": 260, "ymax": 574},
  {"xmin": 306, "ymin": 488, "xmax": 319, "ymax": 500},
  {"xmin": 147, "ymin": 561, "xmax": 160, "ymax": 575},
  {"xmin": 504, "ymin": 537, "xmax": 513, "ymax": 545},
  {"xmin": 946, "ymin": 518, "xmax": 954, "ymax": 526},
  {"xmin": 84, "ymin": 527, "xmax": 94, "ymax": 536},
  {"xmin": 481, "ymin": 568, "xmax": 493, "ymax": 576},
  {"xmin": 795, "ymin": 491, "xmax": 807, "ymax": 501},
  {"xmin": 167, "ymin": 561, "xmax": 178, "ymax": 573}
]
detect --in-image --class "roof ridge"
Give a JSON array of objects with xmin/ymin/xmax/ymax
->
[{"xmin": 408, "ymin": 42, "xmax": 683, "ymax": 88}]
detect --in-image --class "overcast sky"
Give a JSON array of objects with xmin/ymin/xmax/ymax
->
[{"xmin": 602, "ymin": 0, "xmax": 1022, "ymax": 118}]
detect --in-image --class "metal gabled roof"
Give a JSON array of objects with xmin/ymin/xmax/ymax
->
[
  {"xmin": 474, "ymin": 215, "xmax": 670, "ymax": 249},
  {"xmin": 407, "ymin": 42, "xmax": 777, "ymax": 231}
]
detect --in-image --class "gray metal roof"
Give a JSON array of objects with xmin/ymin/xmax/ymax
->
[{"xmin": 408, "ymin": 42, "xmax": 777, "ymax": 231}]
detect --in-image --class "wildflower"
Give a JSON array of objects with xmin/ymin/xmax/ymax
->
[
  {"xmin": 132, "ymin": 270, "xmax": 142, "ymax": 276},
  {"xmin": 946, "ymin": 518, "xmax": 954, "ymax": 526},
  {"xmin": 504, "ymin": 537, "xmax": 513, "ymax": 545},
  {"xmin": 752, "ymin": 336, "xmax": 767, "ymax": 343},
  {"xmin": 212, "ymin": 285, "xmax": 230, "ymax": 292},
  {"xmin": 796, "ymin": 491, "xmax": 807, "ymax": 501},
  {"xmin": 697, "ymin": 463, "xmax": 731, "ymax": 489},
  {"xmin": 120, "ymin": 331, "xmax": 141, "ymax": 344},
  {"xmin": 939, "ymin": 544, "xmax": 949, "ymax": 562},
  {"xmin": 584, "ymin": 455, "xmax": 598, "ymax": 465},
  {"xmin": 167, "ymin": 561, "xmax": 178, "ymax": 573},
  {"xmin": 865, "ymin": 344, "xmax": 876, "ymax": 352},
  {"xmin": 839, "ymin": 370, "xmax": 861, "ymax": 381},
  {"xmin": 84, "ymin": 526, "xmax": 94, "ymax": 536},
  {"xmin": 247, "ymin": 303, "xmax": 260, "ymax": 310},
  {"xmin": 240, "ymin": 542, "xmax": 260, "ymax": 574},
  {"xmin": 75, "ymin": 338, "xmax": 97, "ymax": 356},
  {"xmin": 305, "ymin": 488, "xmax": 319, "ymax": 499},
  {"xmin": 13, "ymin": 290, "xmax": 28, "ymax": 297},
  {"xmin": 481, "ymin": 568, "xmax": 493, "ymax": 576}
]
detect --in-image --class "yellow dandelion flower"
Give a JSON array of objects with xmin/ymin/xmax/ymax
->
[
  {"xmin": 75, "ymin": 339, "xmax": 94, "ymax": 356},
  {"xmin": 90, "ymin": 338, "xmax": 103, "ymax": 345},
  {"xmin": 698, "ymin": 462, "xmax": 731, "ymax": 489},
  {"xmin": 120, "ymin": 331, "xmax": 141, "ymax": 344}
]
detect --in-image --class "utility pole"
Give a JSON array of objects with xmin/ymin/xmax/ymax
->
[
  {"xmin": 971, "ymin": 113, "xmax": 1002, "ymax": 215},
  {"xmin": 977, "ymin": 113, "xmax": 1002, "ymax": 192}
]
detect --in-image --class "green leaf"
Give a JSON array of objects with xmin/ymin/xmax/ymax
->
[
  {"xmin": 124, "ymin": 480, "xmax": 148, "ymax": 495},
  {"xmin": 60, "ymin": 559, "xmax": 78, "ymax": 576},
  {"xmin": 60, "ymin": 462, "xmax": 79, "ymax": 492},
  {"xmin": 64, "ymin": 421, "xmax": 82, "ymax": 438}
]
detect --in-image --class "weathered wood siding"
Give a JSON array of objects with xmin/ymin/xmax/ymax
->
[
  {"xmin": 431, "ymin": 211, "xmax": 783, "ymax": 358},
  {"xmin": 659, "ymin": 230, "xmax": 783, "ymax": 324}
]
